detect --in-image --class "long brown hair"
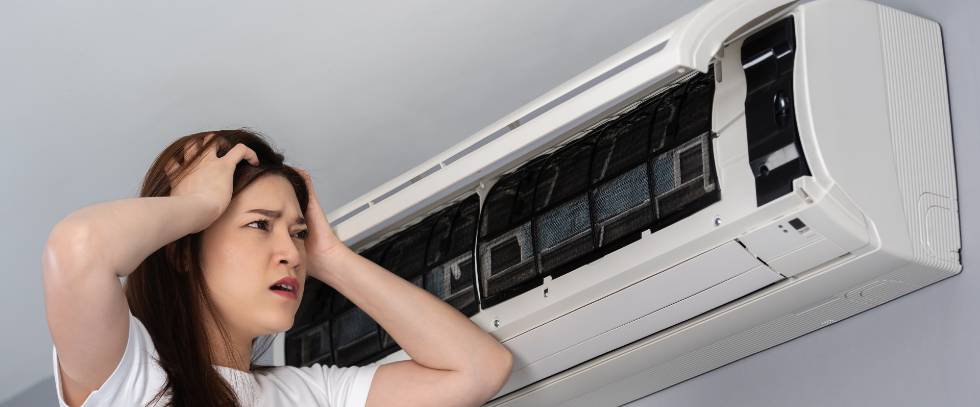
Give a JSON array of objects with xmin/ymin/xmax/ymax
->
[{"xmin": 125, "ymin": 129, "xmax": 310, "ymax": 406}]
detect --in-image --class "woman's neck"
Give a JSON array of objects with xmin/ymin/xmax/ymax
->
[{"xmin": 203, "ymin": 313, "xmax": 254, "ymax": 372}]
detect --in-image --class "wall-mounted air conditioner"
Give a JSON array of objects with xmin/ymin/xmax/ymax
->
[{"xmin": 269, "ymin": 0, "xmax": 962, "ymax": 405}]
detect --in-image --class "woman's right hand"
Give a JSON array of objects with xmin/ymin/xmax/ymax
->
[{"xmin": 166, "ymin": 133, "xmax": 260, "ymax": 227}]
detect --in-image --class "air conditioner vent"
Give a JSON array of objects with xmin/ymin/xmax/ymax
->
[{"xmin": 478, "ymin": 68, "xmax": 721, "ymax": 308}]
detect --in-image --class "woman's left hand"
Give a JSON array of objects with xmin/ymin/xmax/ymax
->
[{"xmin": 295, "ymin": 168, "xmax": 350, "ymax": 280}]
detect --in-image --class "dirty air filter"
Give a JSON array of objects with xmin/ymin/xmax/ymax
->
[
  {"xmin": 534, "ymin": 138, "xmax": 597, "ymax": 278},
  {"xmin": 331, "ymin": 294, "xmax": 381, "ymax": 366},
  {"xmin": 424, "ymin": 194, "xmax": 480, "ymax": 316},
  {"xmin": 651, "ymin": 133, "xmax": 716, "ymax": 222},
  {"xmin": 311, "ymin": 194, "xmax": 485, "ymax": 363},
  {"xmin": 285, "ymin": 319, "xmax": 332, "ymax": 367},
  {"xmin": 379, "ymin": 221, "xmax": 430, "ymax": 289},
  {"xmin": 591, "ymin": 99, "xmax": 656, "ymax": 251},
  {"xmin": 478, "ymin": 157, "xmax": 549, "ymax": 308},
  {"xmin": 284, "ymin": 278, "xmax": 334, "ymax": 367},
  {"xmin": 376, "ymin": 220, "xmax": 430, "ymax": 352},
  {"xmin": 648, "ymin": 70, "xmax": 718, "ymax": 230},
  {"xmin": 477, "ymin": 68, "xmax": 719, "ymax": 308}
]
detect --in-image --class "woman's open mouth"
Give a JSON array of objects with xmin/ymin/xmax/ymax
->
[{"xmin": 269, "ymin": 276, "xmax": 299, "ymax": 300}]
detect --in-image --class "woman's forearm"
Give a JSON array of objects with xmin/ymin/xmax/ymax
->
[
  {"xmin": 316, "ymin": 246, "xmax": 513, "ymax": 374},
  {"xmin": 53, "ymin": 195, "xmax": 218, "ymax": 277}
]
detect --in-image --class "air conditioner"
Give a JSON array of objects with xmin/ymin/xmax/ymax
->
[{"xmin": 268, "ymin": 0, "xmax": 962, "ymax": 405}]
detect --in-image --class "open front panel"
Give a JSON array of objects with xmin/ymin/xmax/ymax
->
[
  {"xmin": 478, "ymin": 68, "xmax": 720, "ymax": 308},
  {"xmin": 494, "ymin": 240, "xmax": 782, "ymax": 396}
]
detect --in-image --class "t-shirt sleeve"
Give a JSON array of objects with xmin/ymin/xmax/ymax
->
[
  {"xmin": 274, "ymin": 362, "xmax": 379, "ymax": 407},
  {"xmin": 322, "ymin": 363, "xmax": 379, "ymax": 407},
  {"xmin": 52, "ymin": 311, "xmax": 162, "ymax": 407}
]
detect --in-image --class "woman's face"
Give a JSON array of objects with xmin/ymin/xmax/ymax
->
[{"xmin": 199, "ymin": 173, "xmax": 308, "ymax": 338}]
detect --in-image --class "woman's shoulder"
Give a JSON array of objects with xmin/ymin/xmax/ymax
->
[{"xmin": 52, "ymin": 311, "xmax": 169, "ymax": 406}]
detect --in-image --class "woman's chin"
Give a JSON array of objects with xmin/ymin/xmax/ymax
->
[{"xmin": 256, "ymin": 314, "xmax": 295, "ymax": 334}]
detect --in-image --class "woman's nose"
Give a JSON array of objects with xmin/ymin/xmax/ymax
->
[{"xmin": 274, "ymin": 229, "xmax": 302, "ymax": 268}]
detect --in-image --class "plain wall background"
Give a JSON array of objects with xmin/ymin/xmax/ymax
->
[{"xmin": 1, "ymin": 0, "xmax": 975, "ymax": 405}]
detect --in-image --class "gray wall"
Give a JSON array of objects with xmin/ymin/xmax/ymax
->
[{"xmin": 0, "ymin": 0, "xmax": 975, "ymax": 405}]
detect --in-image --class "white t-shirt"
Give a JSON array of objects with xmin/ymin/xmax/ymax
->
[{"xmin": 52, "ymin": 311, "xmax": 379, "ymax": 407}]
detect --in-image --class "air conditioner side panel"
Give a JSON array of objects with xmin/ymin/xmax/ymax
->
[{"xmin": 794, "ymin": 0, "xmax": 961, "ymax": 272}]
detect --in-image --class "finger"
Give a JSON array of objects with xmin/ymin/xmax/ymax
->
[
  {"xmin": 299, "ymin": 172, "xmax": 326, "ymax": 221},
  {"xmin": 296, "ymin": 168, "xmax": 311, "ymax": 184},
  {"xmin": 165, "ymin": 159, "xmax": 179, "ymax": 178},
  {"xmin": 181, "ymin": 141, "xmax": 218, "ymax": 176},
  {"xmin": 296, "ymin": 169, "xmax": 318, "ymax": 199},
  {"xmin": 183, "ymin": 133, "xmax": 213, "ymax": 164},
  {"xmin": 225, "ymin": 143, "xmax": 260, "ymax": 166}
]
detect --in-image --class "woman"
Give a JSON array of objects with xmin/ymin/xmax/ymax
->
[{"xmin": 42, "ymin": 129, "xmax": 514, "ymax": 406}]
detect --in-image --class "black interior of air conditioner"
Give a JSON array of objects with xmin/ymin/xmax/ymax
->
[
  {"xmin": 286, "ymin": 67, "xmax": 723, "ymax": 368},
  {"xmin": 286, "ymin": 195, "xmax": 482, "ymax": 367},
  {"xmin": 477, "ymin": 68, "xmax": 720, "ymax": 308},
  {"xmin": 741, "ymin": 16, "xmax": 811, "ymax": 206}
]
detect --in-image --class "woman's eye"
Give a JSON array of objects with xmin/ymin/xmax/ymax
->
[
  {"xmin": 247, "ymin": 220, "xmax": 308, "ymax": 240},
  {"xmin": 247, "ymin": 220, "xmax": 270, "ymax": 230}
]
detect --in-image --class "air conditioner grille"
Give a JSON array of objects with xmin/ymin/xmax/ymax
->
[
  {"xmin": 288, "ymin": 61, "xmax": 722, "ymax": 368},
  {"xmin": 478, "ymin": 68, "xmax": 720, "ymax": 308}
]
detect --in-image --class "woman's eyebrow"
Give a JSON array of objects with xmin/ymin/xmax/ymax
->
[{"xmin": 246, "ymin": 208, "xmax": 306, "ymax": 225}]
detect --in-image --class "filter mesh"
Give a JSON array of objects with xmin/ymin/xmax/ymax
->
[
  {"xmin": 594, "ymin": 165, "xmax": 652, "ymax": 246},
  {"xmin": 448, "ymin": 196, "xmax": 479, "ymax": 257},
  {"xmin": 381, "ymin": 221, "xmax": 432, "ymax": 284},
  {"xmin": 285, "ymin": 320, "xmax": 332, "ymax": 367},
  {"xmin": 479, "ymin": 222, "xmax": 537, "ymax": 300},
  {"xmin": 331, "ymin": 306, "xmax": 378, "ymax": 365},
  {"xmin": 535, "ymin": 141, "xmax": 593, "ymax": 210},
  {"xmin": 425, "ymin": 207, "xmax": 456, "ymax": 267},
  {"xmin": 536, "ymin": 196, "xmax": 591, "ymax": 250},
  {"xmin": 478, "ymin": 159, "xmax": 547, "ymax": 306},
  {"xmin": 653, "ymin": 134, "xmax": 717, "ymax": 219},
  {"xmin": 290, "ymin": 70, "xmax": 720, "ymax": 367},
  {"xmin": 480, "ymin": 176, "xmax": 521, "ymax": 239},
  {"xmin": 479, "ymin": 157, "xmax": 545, "ymax": 240},
  {"xmin": 291, "ymin": 278, "xmax": 331, "ymax": 331},
  {"xmin": 592, "ymin": 104, "xmax": 655, "ymax": 183},
  {"xmin": 653, "ymin": 153, "xmax": 677, "ymax": 195},
  {"xmin": 649, "ymin": 88, "xmax": 683, "ymax": 151},
  {"xmin": 425, "ymin": 253, "xmax": 477, "ymax": 312},
  {"xmin": 675, "ymin": 72, "xmax": 714, "ymax": 140},
  {"xmin": 594, "ymin": 165, "xmax": 650, "ymax": 221},
  {"xmin": 512, "ymin": 157, "xmax": 548, "ymax": 224},
  {"xmin": 476, "ymin": 68, "xmax": 718, "ymax": 306}
]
